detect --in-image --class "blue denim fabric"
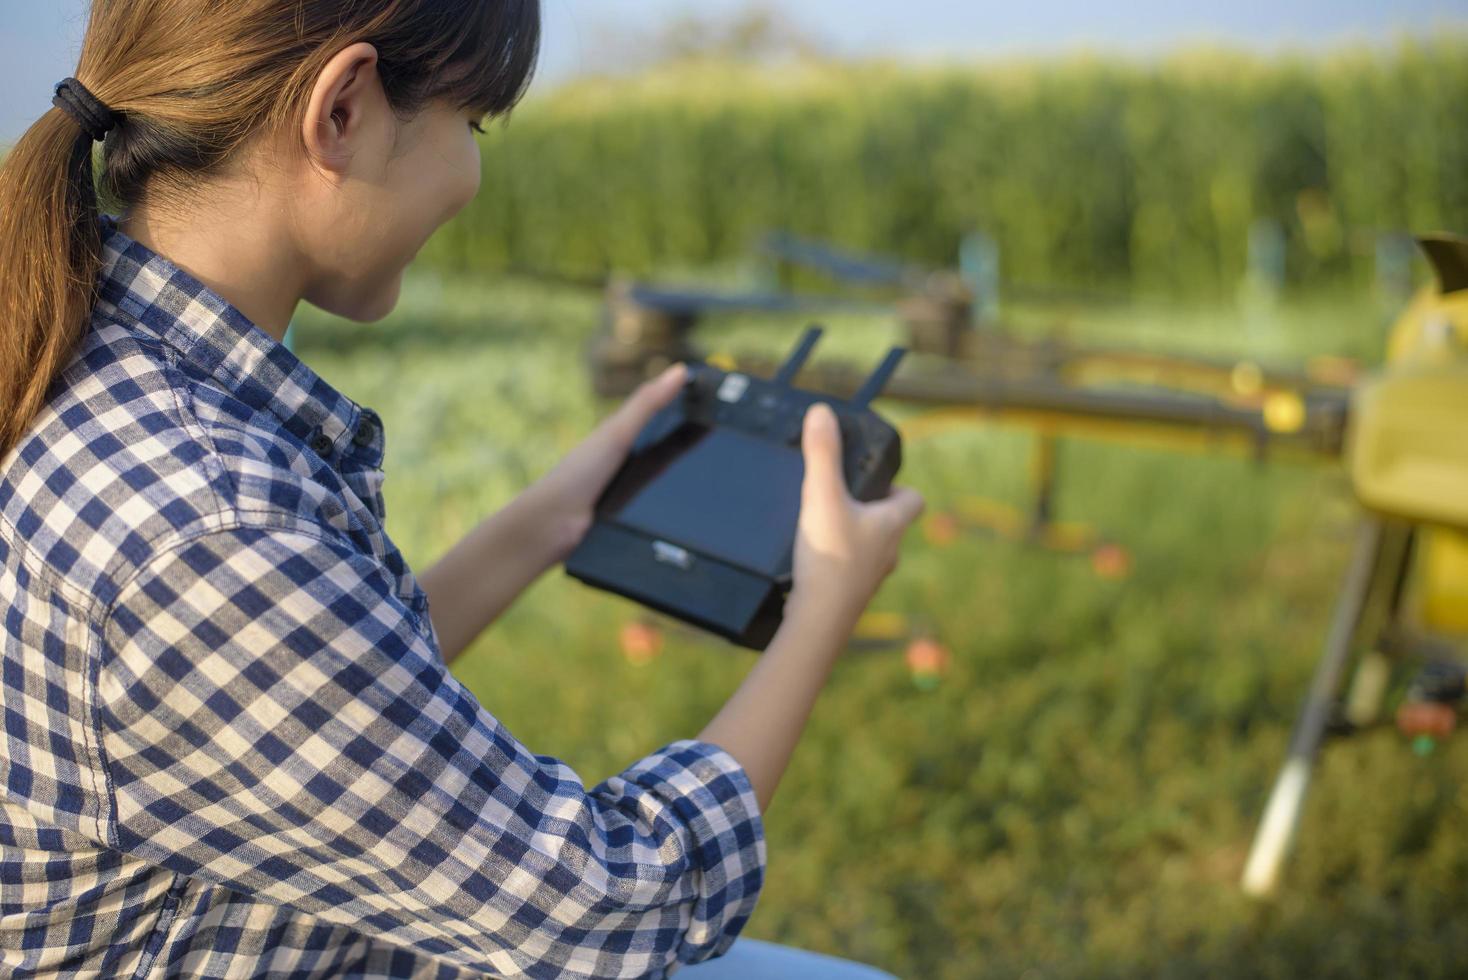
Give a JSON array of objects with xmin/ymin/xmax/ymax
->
[{"xmin": 679, "ymin": 938, "xmax": 900, "ymax": 979}]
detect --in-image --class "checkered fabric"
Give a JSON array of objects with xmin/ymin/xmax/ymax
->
[{"xmin": 0, "ymin": 213, "xmax": 765, "ymax": 978}]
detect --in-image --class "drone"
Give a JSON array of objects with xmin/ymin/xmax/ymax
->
[{"xmin": 576, "ymin": 230, "xmax": 1355, "ymax": 568}]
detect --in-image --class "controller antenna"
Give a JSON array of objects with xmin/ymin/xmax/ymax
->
[
  {"xmin": 850, "ymin": 347, "xmax": 908, "ymax": 409},
  {"xmin": 772, "ymin": 325, "xmax": 824, "ymax": 388}
]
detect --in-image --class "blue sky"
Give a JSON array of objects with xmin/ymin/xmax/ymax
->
[{"xmin": 4, "ymin": 0, "xmax": 1466, "ymax": 145}]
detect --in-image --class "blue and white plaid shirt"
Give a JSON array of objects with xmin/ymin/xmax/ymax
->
[{"xmin": 0, "ymin": 214, "xmax": 765, "ymax": 978}]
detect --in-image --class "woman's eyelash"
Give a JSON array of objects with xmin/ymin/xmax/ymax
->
[{"xmin": 469, "ymin": 120, "xmax": 486, "ymax": 134}]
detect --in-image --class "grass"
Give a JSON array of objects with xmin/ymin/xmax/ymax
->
[{"xmin": 292, "ymin": 272, "xmax": 1468, "ymax": 978}]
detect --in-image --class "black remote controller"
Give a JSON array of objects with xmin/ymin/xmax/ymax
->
[{"xmin": 565, "ymin": 326, "xmax": 906, "ymax": 650}]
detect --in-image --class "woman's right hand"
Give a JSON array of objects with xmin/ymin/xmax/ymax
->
[
  {"xmin": 696, "ymin": 402, "xmax": 925, "ymax": 810},
  {"xmin": 785, "ymin": 401, "xmax": 926, "ymax": 638}
]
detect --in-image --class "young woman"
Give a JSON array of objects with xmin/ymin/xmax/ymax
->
[{"xmin": 0, "ymin": 2, "xmax": 924, "ymax": 977}]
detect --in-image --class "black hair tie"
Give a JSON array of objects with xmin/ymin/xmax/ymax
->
[{"xmin": 53, "ymin": 77, "xmax": 117, "ymax": 142}]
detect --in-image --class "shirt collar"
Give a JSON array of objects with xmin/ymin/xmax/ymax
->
[{"xmin": 92, "ymin": 212, "xmax": 383, "ymax": 468}]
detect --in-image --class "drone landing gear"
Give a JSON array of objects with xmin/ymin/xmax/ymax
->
[{"xmin": 1240, "ymin": 519, "xmax": 1465, "ymax": 897}]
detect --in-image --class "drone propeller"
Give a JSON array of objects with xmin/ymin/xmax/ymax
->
[
  {"xmin": 758, "ymin": 230, "xmax": 932, "ymax": 290},
  {"xmin": 622, "ymin": 282, "xmax": 883, "ymax": 318}
]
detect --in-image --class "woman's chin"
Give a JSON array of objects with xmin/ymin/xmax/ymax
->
[{"xmin": 311, "ymin": 269, "xmax": 403, "ymax": 323}]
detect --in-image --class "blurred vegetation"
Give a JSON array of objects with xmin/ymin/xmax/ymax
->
[
  {"xmin": 421, "ymin": 36, "xmax": 1468, "ymax": 298},
  {"xmin": 294, "ymin": 273, "xmax": 1468, "ymax": 978}
]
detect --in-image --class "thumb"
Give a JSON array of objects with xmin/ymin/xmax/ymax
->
[
  {"xmin": 609, "ymin": 362, "xmax": 686, "ymax": 441},
  {"xmin": 800, "ymin": 402, "xmax": 848, "ymax": 509}
]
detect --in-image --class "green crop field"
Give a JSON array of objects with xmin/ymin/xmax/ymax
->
[
  {"xmin": 421, "ymin": 37, "xmax": 1468, "ymax": 300},
  {"xmin": 293, "ymin": 273, "xmax": 1468, "ymax": 979}
]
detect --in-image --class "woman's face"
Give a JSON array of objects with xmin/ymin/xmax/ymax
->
[{"xmin": 291, "ymin": 44, "xmax": 483, "ymax": 322}]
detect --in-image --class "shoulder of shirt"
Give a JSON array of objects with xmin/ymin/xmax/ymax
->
[{"xmin": 0, "ymin": 310, "xmax": 371, "ymax": 621}]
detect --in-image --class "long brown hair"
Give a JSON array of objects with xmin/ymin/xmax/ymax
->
[{"xmin": 0, "ymin": 0, "xmax": 539, "ymax": 462}]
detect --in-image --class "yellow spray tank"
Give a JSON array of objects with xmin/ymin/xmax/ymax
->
[{"xmin": 1347, "ymin": 233, "xmax": 1468, "ymax": 631}]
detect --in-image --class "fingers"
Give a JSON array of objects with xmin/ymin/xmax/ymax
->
[
  {"xmin": 634, "ymin": 361, "xmax": 686, "ymax": 409},
  {"xmin": 800, "ymin": 402, "xmax": 848, "ymax": 510},
  {"xmin": 608, "ymin": 362, "xmax": 686, "ymax": 443}
]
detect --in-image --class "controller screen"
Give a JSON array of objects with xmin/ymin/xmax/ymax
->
[{"xmin": 600, "ymin": 423, "xmax": 805, "ymax": 573}]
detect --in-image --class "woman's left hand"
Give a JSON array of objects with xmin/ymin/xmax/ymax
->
[
  {"xmin": 528, "ymin": 361, "xmax": 689, "ymax": 563},
  {"xmin": 419, "ymin": 362, "xmax": 688, "ymax": 663}
]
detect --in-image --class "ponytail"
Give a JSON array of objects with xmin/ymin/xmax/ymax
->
[{"xmin": 0, "ymin": 97, "xmax": 110, "ymax": 463}]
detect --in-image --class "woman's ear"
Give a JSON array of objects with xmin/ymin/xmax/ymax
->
[{"xmin": 302, "ymin": 41, "xmax": 382, "ymax": 172}]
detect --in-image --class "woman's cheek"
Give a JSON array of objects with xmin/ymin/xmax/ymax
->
[{"xmin": 457, "ymin": 139, "xmax": 482, "ymax": 209}]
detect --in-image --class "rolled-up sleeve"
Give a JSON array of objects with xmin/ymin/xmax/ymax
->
[{"xmin": 93, "ymin": 524, "xmax": 766, "ymax": 978}]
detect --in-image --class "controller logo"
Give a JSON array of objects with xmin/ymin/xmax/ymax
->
[{"xmin": 652, "ymin": 540, "xmax": 694, "ymax": 570}]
